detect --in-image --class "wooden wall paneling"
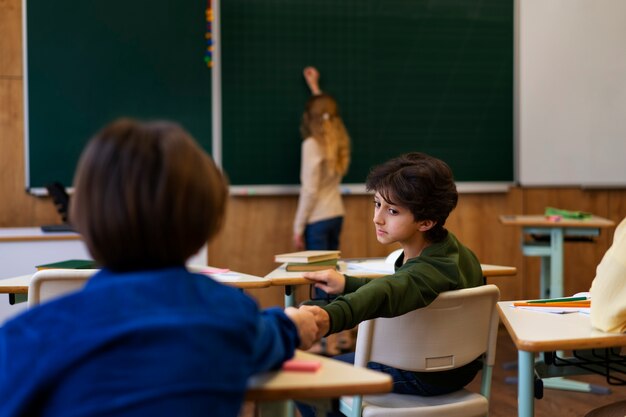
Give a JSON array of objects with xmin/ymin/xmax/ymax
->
[
  {"xmin": 340, "ymin": 195, "xmax": 371, "ymax": 258},
  {"xmin": 0, "ymin": 78, "xmax": 60, "ymax": 227},
  {"xmin": 0, "ymin": 0, "xmax": 22, "ymax": 76},
  {"xmin": 208, "ymin": 195, "xmax": 297, "ymax": 308},
  {"xmin": 449, "ymin": 187, "xmax": 524, "ymax": 301},
  {"xmin": 608, "ymin": 190, "xmax": 626, "ymax": 226},
  {"xmin": 521, "ymin": 188, "xmax": 614, "ymax": 299},
  {"xmin": 0, "ymin": 0, "xmax": 58, "ymax": 228}
]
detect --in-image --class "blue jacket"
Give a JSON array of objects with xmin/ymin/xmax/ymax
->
[{"xmin": 0, "ymin": 267, "xmax": 298, "ymax": 417}]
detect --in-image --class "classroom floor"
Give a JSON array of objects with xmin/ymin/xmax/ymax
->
[{"xmin": 469, "ymin": 326, "xmax": 626, "ymax": 417}]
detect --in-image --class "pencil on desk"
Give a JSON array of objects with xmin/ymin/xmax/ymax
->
[
  {"xmin": 526, "ymin": 296, "xmax": 587, "ymax": 304},
  {"xmin": 513, "ymin": 300, "xmax": 591, "ymax": 308}
]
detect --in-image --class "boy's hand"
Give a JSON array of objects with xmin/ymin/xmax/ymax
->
[
  {"xmin": 299, "ymin": 305, "xmax": 330, "ymax": 339},
  {"xmin": 284, "ymin": 306, "xmax": 319, "ymax": 350},
  {"xmin": 303, "ymin": 269, "xmax": 346, "ymax": 294}
]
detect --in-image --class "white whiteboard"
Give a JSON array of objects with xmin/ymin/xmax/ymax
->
[{"xmin": 518, "ymin": 0, "xmax": 626, "ymax": 186}]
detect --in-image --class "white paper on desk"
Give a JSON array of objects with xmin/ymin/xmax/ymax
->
[
  {"xmin": 211, "ymin": 272, "xmax": 241, "ymax": 279},
  {"xmin": 346, "ymin": 261, "xmax": 394, "ymax": 274},
  {"xmin": 517, "ymin": 306, "xmax": 591, "ymax": 315}
]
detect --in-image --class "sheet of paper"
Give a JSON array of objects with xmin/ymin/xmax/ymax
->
[
  {"xmin": 345, "ymin": 261, "xmax": 394, "ymax": 274},
  {"xmin": 515, "ymin": 306, "xmax": 591, "ymax": 315}
]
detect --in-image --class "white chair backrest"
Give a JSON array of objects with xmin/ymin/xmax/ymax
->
[
  {"xmin": 385, "ymin": 249, "xmax": 403, "ymax": 265},
  {"xmin": 28, "ymin": 269, "xmax": 98, "ymax": 308},
  {"xmin": 354, "ymin": 284, "xmax": 500, "ymax": 372}
]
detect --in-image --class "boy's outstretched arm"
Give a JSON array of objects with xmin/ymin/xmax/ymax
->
[{"xmin": 303, "ymin": 66, "xmax": 322, "ymax": 95}]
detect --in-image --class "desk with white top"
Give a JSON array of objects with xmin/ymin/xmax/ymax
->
[{"xmin": 497, "ymin": 301, "xmax": 626, "ymax": 417}]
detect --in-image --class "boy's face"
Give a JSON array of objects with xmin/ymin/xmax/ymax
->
[{"xmin": 372, "ymin": 192, "xmax": 421, "ymax": 246}]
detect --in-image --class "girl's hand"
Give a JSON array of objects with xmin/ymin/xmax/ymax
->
[
  {"xmin": 293, "ymin": 233, "xmax": 305, "ymax": 250},
  {"xmin": 303, "ymin": 66, "xmax": 322, "ymax": 95}
]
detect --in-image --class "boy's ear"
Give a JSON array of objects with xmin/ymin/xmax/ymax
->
[{"xmin": 417, "ymin": 220, "xmax": 436, "ymax": 232}]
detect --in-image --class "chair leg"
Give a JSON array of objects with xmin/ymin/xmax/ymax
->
[{"xmin": 339, "ymin": 396, "xmax": 362, "ymax": 417}]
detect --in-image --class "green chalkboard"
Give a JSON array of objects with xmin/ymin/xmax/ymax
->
[
  {"xmin": 26, "ymin": 0, "xmax": 513, "ymax": 190},
  {"xmin": 25, "ymin": 1, "xmax": 212, "ymax": 190}
]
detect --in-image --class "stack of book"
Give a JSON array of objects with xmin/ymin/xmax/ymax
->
[{"xmin": 274, "ymin": 250, "xmax": 341, "ymax": 272}]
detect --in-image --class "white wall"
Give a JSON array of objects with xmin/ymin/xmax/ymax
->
[{"xmin": 518, "ymin": 0, "xmax": 626, "ymax": 186}]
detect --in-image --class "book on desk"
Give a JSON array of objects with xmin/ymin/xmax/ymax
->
[
  {"xmin": 35, "ymin": 259, "xmax": 97, "ymax": 270},
  {"xmin": 274, "ymin": 250, "xmax": 340, "ymax": 264},
  {"xmin": 274, "ymin": 250, "xmax": 340, "ymax": 272}
]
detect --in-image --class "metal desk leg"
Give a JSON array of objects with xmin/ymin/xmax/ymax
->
[
  {"xmin": 539, "ymin": 256, "xmax": 551, "ymax": 299},
  {"xmin": 284, "ymin": 285, "xmax": 295, "ymax": 308},
  {"xmin": 550, "ymin": 228, "xmax": 564, "ymax": 298},
  {"xmin": 519, "ymin": 350, "xmax": 535, "ymax": 417}
]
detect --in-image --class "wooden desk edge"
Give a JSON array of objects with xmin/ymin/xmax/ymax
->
[
  {"xmin": 246, "ymin": 379, "xmax": 393, "ymax": 402},
  {"xmin": 267, "ymin": 264, "xmax": 517, "ymax": 282},
  {"xmin": 0, "ymin": 286, "xmax": 28, "ymax": 294},
  {"xmin": 497, "ymin": 303, "xmax": 626, "ymax": 352},
  {"xmin": 246, "ymin": 351, "xmax": 393, "ymax": 401},
  {"xmin": 499, "ymin": 214, "xmax": 615, "ymax": 228}
]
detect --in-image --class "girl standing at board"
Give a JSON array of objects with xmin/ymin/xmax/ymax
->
[{"xmin": 293, "ymin": 67, "xmax": 351, "ymax": 256}]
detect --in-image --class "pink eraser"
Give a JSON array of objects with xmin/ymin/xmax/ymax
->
[
  {"xmin": 201, "ymin": 267, "xmax": 230, "ymax": 274},
  {"xmin": 282, "ymin": 359, "xmax": 322, "ymax": 372},
  {"xmin": 546, "ymin": 215, "xmax": 562, "ymax": 222}
]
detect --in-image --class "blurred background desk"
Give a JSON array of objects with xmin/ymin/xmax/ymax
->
[
  {"xmin": 0, "ymin": 227, "xmax": 90, "ymax": 322},
  {"xmin": 499, "ymin": 215, "xmax": 615, "ymax": 299}
]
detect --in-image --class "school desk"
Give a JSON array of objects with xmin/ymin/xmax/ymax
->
[
  {"xmin": 0, "ymin": 268, "xmax": 269, "ymax": 305},
  {"xmin": 499, "ymin": 215, "xmax": 615, "ymax": 299},
  {"xmin": 497, "ymin": 301, "xmax": 626, "ymax": 417},
  {"xmin": 265, "ymin": 260, "xmax": 517, "ymax": 307},
  {"xmin": 247, "ymin": 350, "xmax": 392, "ymax": 417}
]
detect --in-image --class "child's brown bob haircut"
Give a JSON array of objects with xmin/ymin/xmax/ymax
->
[
  {"xmin": 70, "ymin": 118, "xmax": 228, "ymax": 271},
  {"xmin": 365, "ymin": 152, "xmax": 458, "ymax": 243}
]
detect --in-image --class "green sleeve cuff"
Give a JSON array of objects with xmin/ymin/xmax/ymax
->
[{"xmin": 343, "ymin": 274, "xmax": 372, "ymax": 294}]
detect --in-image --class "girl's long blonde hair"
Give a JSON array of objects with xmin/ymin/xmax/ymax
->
[{"xmin": 300, "ymin": 94, "xmax": 351, "ymax": 176}]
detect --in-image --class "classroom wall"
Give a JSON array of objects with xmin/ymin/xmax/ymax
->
[{"xmin": 2, "ymin": 0, "xmax": 625, "ymax": 307}]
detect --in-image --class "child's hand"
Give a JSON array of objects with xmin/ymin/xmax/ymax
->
[
  {"xmin": 299, "ymin": 305, "xmax": 330, "ymax": 339},
  {"xmin": 303, "ymin": 269, "xmax": 346, "ymax": 294},
  {"xmin": 284, "ymin": 306, "xmax": 319, "ymax": 350},
  {"xmin": 303, "ymin": 66, "xmax": 322, "ymax": 95}
]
